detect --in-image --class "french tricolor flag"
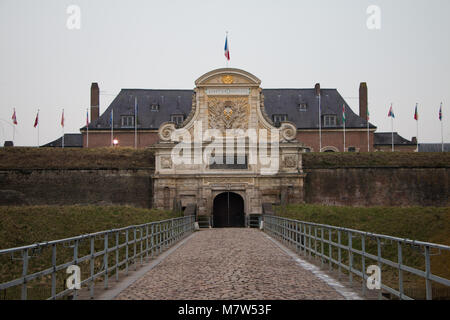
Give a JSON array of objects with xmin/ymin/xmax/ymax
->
[{"xmin": 224, "ymin": 34, "xmax": 230, "ymax": 61}]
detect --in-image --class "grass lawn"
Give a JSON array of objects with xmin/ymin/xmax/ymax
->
[
  {"xmin": 275, "ymin": 204, "xmax": 450, "ymax": 299},
  {"xmin": 0, "ymin": 205, "xmax": 176, "ymax": 249}
]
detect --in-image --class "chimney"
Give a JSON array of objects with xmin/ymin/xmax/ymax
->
[
  {"xmin": 359, "ymin": 82, "xmax": 368, "ymax": 121},
  {"xmin": 315, "ymin": 83, "xmax": 320, "ymax": 96},
  {"xmin": 90, "ymin": 83, "xmax": 100, "ymax": 123}
]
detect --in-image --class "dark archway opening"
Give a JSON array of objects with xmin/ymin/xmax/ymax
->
[{"xmin": 213, "ymin": 192, "xmax": 245, "ymax": 228}]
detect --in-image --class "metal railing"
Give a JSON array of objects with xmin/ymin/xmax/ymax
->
[
  {"xmin": 263, "ymin": 215, "xmax": 450, "ymax": 300},
  {"xmin": 246, "ymin": 214, "xmax": 262, "ymax": 228},
  {"xmin": 0, "ymin": 215, "xmax": 195, "ymax": 300}
]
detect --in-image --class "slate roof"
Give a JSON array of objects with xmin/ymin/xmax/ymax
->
[
  {"xmin": 261, "ymin": 88, "xmax": 374, "ymax": 129},
  {"xmin": 83, "ymin": 88, "xmax": 375, "ymax": 131},
  {"xmin": 418, "ymin": 143, "xmax": 450, "ymax": 152},
  {"xmin": 42, "ymin": 133, "xmax": 83, "ymax": 147},
  {"xmin": 373, "ymin": 132, "xmax": 415, "ymax": 146}
]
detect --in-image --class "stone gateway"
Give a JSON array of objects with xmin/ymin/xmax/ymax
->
[{"xmin": 150, "ymin": 68, "xmax": 307, "ymax": 223}]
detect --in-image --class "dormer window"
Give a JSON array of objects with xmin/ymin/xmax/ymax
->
[
  {"xmin": 323, "ymin": 115, "xmax": 337, "ymax": 127},
  {"xmin": 121, "ymin": 115, "xmax": 134, "ymax": 128},
  {"xmin": 298, "ymin": 103, "xmax": 307, "ymax": 111},
  {"xmin": 171, "ymin": 114, "xmax": 184, "ymax": 125},
  {"xmin": 273, "ymin": 114, "xmax": 287, "ymax": 126},
  {"xmin": 150, "ymin": 103, "xmax": 159, "ymax": 111}
]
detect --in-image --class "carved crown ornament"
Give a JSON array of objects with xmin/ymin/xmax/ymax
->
[{"xmin": 221, "ymin": 75, "xmax": 234, "ymax": 84}]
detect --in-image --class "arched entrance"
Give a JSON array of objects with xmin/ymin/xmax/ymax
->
[{"xmin": 213, "ymin": 192, "xmax": 245, "ymax": 228}]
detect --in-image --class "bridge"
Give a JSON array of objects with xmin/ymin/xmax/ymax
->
[{"xmin": 0, "ymin": 215, "xmax": 449, "ymax": 300}]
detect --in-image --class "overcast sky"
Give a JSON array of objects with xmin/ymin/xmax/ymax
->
[{"xmin": 0, "ymin": 0, "xmax": 449, "ymax": 147}]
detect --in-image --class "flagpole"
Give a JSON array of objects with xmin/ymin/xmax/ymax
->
[
  {"xmin": 441, "ymin": 103, "xmax": 444, "ymax": 152},
  {"xmin": 12, "ymin": 108, "xmax": 16, "ymax": 145},
  {"xmin": 62, "ymin": 108, "xmax": 64, "ymax": 149},
  {"xmin": 416, "ymin": 103, "xmax": 419, "ymax": 152},
  {"xmin": 37, "ymin": 109, "xmax": 40, "ymax": 148},
  {"xmin": 86, "ymin": 108, "xmax": 89, "ymax": 148},
  {"xmin": 226, "ymin": 31, "xmax": 229, "ymax": 68},
  {"xmin": 391, "ymin": 114, "xmax": 394, "ymax": 152},
  {"xmin": 111, "ymin": 110, "xmax": 114, "ymax": 147},
  {"xmin": 135, "ymin": 96, "xmax": 137, "ymax": 149}
]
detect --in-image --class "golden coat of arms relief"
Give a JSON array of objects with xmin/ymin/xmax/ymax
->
[{"xmin": 207, "ymin": 97, "xmax": 249, "ymax": 131}]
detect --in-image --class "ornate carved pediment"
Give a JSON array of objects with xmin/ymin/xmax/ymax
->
[{"xmin": 195, "ymin": 68, "xmax": 261, "ymax": 87}]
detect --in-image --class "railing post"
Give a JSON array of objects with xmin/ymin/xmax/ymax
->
[
  {"xmin": 73, "ymin": 239, "xmax": 79, "ymax": 300},
  {"xmin": 338, "ymin": 230, "xmax": 341, "ymax": 279},
  {"xmin": 90, "ymin": 236, "xmax": 95, "ymax": 299},
  {"xmin": 348, "ymin": 231, "xmax": 353, "ymax": 285},
  {"xmin": 104, "ymin": 233, "xmax": 108, "ymax": 289},
  {"xmin": 361, "ymin": 234, "xmax": 366, "ymax": 297},
  {"xmin": 140, "ymin": 227, "xmax": 143, "ymax": 266},
  {"xmin": 158, "ymin": 223, "xmax": 161, "ymax": 254},
  {"xmin": 51, "ymin": 244, "xmax": 56, "ymax": 299},
  {"xmin": 328, "ymin": 229, "xmax": 332, "ymax": 271},
  {"xmin": 308, "ymin": 225, "xmax": 312, "ymax": 259},
  {"xmin": 314, "ymin": 227, "xmax": 317, "ymax": 257},
  {"xmin": 398, "ymin": 241, "xmax": 403, "ymax": 300},
  {"xmin": 115, "ymin": 231, "xmax": 119, "ymax": 281},
  {"xmin": 425, "ymin": 245, "xmax": 432, "ymax": 300},
  {"xmin": 21, "ymin": 249, "xmax": 28, "ymax": 300},
  {"xmin": 321, "ymin": 227, "xmax": 324, "ymax": 268},
  {"xmin": 125, "ymin": 229, "xmax": 129, "ymax": 275},
  {"xmin": 146, "ymin": 225, "xmax": 149, "ymax": 262},
  {"xmin": 133, "ymin": 227, "xmax": 137, "ymax": 271},
  {"xmin": 151, "ymin": 224, "xmax": 154, "ymax": 258},
  {"xmin": 171, "ymin": 219, "xmax": 174, "ymax": 246},
  {"xmin": 377, "ymin": 238, "xmax": 382, "ymax": 300}
]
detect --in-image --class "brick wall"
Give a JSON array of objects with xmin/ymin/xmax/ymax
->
[
  {"xmin": 83, "ymin": 131, "xmax": 160, "ymax": 148},
  {"xmin": 297, "ymin": 130, "xmax": 375, "ymax": 152}
]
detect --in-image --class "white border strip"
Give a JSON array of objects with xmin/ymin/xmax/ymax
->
[{"xmin": 264, "ymin": 234, "xmax": 363, "ymax": 300}]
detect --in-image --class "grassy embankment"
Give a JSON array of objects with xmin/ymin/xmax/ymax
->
[
  {"xmin": 0, "ymin": 205, "xmax": 177, "ymax": 299},
  {"xmin": 1, "ymin": 148, "xmax": 449, "ymax": 169},
  {"xmin": 0, "ymin": 147, "xmax": 154, "ymax": 169},
  {"xmin": 276, "ymin": 204, "xmax": 450, "ymax": 299},
  {"xmin": 302, "ymin": 151, "xmax": 450, "ymax": 168}
]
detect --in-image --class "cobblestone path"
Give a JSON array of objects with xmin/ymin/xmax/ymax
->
[{"xmin": 115, "ymin": 228, "xmax": 345, "ymax": 300}]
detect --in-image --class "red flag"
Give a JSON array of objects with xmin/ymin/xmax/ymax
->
[
  {"xmin": 34, "ymin": 111, "xmax": 39, "ymax": 128},
  {"xmin": 61, "ymin": 109, "xmax": 65, "ymax": 127},
  {"xmin": 12, "ymin": 109, "xmax": 18, "ymax": 125}
]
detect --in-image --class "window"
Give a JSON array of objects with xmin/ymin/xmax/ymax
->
[
  {"xmin": 150, "ymin": 103, "xmax": 159, "ymax": 111},
  {"xmin": 323, "ymin": 115, "xmax": 337, "ymax": 127},
  {"xmin": 209, "ymin": 155, "xmax": 248, "ymax": 169},
  {"xmin": 273, "ymin": 114, "xmax": 287, "ymax": 126},
  {"xmin": 171, "ymin": 114, "xmax": 184, "ymax": 125},
  {"xmin": 298, "ymin": 103, "xmax": 307, "ymax": 111},
  {"xmin": 121, "ymin": 115, "xmax": 134, "ymax": 127},
  {"xmin": 348, "ymin": 147, "xmax": 356, "ymax": 152}
]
